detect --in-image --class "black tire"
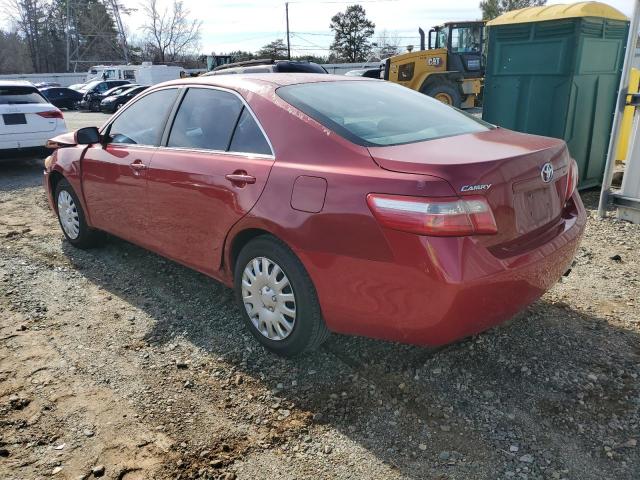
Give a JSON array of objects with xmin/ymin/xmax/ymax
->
[
  {"xmin": 234, "ymin": 235, "xmax": 330, "ymax": 357},
  {"xmin": 423, "ymin": 82, "xmax": 462, "ymax": 108},
  {"xmin": 54, "ymin": 179, "xmax": 101, "ymax": 249}
]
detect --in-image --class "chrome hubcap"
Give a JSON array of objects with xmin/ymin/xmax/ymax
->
[
  {"xmin": 242, "ymin": 257, "xmax": 296, "ymax": 341},
  {"xmin": 57, "ymin": 190, "xmax": 80, "ymax": 239}
]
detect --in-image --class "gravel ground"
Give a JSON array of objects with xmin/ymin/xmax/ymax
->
[{"xmin": 0, "ymin": 112, "xmax": 638, "ymax": 480}]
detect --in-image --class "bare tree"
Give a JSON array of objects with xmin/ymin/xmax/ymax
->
[
  {"xmin": 4, "ymin": 0, "xmax": 46, "ymax": 72},
  {"xmin": 140, "ymin": 0, "xmax": 201, "ymax": 63},
  {"xmin": 374, "ymin": 29, "xmax": 400, "ymax": 59}
]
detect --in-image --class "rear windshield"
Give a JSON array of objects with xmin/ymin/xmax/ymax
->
[
  {"xmin": 277, "ymin": 81, "xmax": 491, "ymax": 146},
  {"xmin": 0, "ymin": 86, "xmax": 47, "ymax": 105}
]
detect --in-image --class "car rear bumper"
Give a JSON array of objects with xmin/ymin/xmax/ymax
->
[
  {"xmin": 0, "ymin": 129, "xmax": 64, "ymax": 151},
  {"xmin": 299, "ymin": 192, "xmax": 587, "ymax": 346}
]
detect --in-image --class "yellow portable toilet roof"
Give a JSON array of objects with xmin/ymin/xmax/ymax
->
[{"xmin": 486, "ymin": 1, "xmax": 628, "ymax": 26}]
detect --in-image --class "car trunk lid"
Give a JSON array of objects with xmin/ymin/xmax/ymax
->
[
  {"xmin": 0, "ymin": 104, "xmax": 60, "ymax": 135},
  {"xmin": 367, "ymin": 128, "xmax": 571, "ymax": 248}
]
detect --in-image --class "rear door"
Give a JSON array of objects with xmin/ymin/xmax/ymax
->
[
  {"xmin": 81, "ymin": 88, "xmax": 180, "ymax": 245},
  {"xmin": 0, "ymin": 85, "xmax": 57, "ymax": 135},
  {"xmin": 146, "ymin": 86, "xmax": 275, "ymax": 274}
]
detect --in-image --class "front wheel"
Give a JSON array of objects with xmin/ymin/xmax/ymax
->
[
  {"xmin": 54, "ymin": 179, "xmax": 101, "ymax": 248},
  {"xmin": 234, "ymin": 235, "xmax": 330, "ymax": 357},
  {"xmin": 423, "ymin": 82, "xmax": 462, "ymax": 108}
]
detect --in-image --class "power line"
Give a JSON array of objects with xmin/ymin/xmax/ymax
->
[
  {"xmin": 292, "ymin": 31, "xmax": 420, "ymax": 39},
  {"xmin": 287, "ymin": 0, "xmax": 398, "ymax": 3}
]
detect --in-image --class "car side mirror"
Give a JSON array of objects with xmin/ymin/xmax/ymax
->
[{"xmin": 75, "ymin": 126, "xmax": 101, "ymax": 145}]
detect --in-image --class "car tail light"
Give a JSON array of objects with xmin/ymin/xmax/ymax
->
[
  {"xmin": 37, "ymin": 110, "xmax": 63, "ymax": 119},
  {"xmin": 367, "ymin": 194, "xmax": 497, "ymax": 236},
  {"xmin": 565, "ymin": 158, "xmax": 578, "ymax": 201}
]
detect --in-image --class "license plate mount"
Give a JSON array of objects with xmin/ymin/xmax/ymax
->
[{"xmin": 3, "ymin": 113, "xmax": 27, "ymax": 125}]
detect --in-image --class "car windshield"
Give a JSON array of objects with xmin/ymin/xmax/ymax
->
[
  {"xmin": 277, "ymin": 81, "xmax": 491, "ymax": 147},
  {"xmin": 79, "ymin": 81, "xmax": 101, "ymax": 92},
  {"xmin": 0, "ymin": 86, "xmax": 47, "ymax": 105}
]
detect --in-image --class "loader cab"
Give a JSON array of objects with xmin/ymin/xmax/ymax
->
[{"xmin": 428, "ymin": 21, "xmax": 485, "ymax": 78}]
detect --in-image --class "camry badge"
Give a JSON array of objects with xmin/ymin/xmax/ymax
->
[
  {"xmin": 541, "ymin": 162, "xmax": 554, "ymax": 183},
  {"xmin": 461, "ymin": 183, "xmax": 491, "ymax": 192}
]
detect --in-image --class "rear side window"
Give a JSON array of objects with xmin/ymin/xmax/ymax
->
[
  {"xmin": 0, "ymin": 86, "xmax": 47, "ymax": 105},
  {"xmin": 274, "ymin": 62, "xmax": 327, "ymax": 73},
  {"xmin": 108, "ymin": 88, "xmax": 178, "ymax": 145},
  {"xmin": 277, "ymin": 80, "xmax": 491, "ymax": 147},
  {"xmin": 168, "ymin": 88, "xmax": 243, "ymax": 151},
  {"xmin": 229, "ymin": 108, "xmax": 272, "ymax": 155}
]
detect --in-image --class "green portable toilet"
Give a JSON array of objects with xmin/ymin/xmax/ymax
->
[{"xmin": 482, "ymin": 2, "xmax": 629, "ymax": 188}]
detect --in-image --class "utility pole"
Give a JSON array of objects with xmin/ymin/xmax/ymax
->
[
  {"xmin": 286, "ymin": 2, "xmax": 291, "ymax": 60},
  {"xmin": 66, "ymin": 0, "xmax": 70, "ymax": 71}
]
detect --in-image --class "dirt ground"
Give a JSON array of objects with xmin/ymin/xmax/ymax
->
[{"xmin": 1, "ymin": 112, "xmax": 639, "ymax": 480}]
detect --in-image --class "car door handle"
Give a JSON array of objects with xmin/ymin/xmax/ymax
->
[
  {"xmin": 130, "ymin": 160, "xmax": 147, "ymax": 171},
  {"xmin": 225, "ymin": 173, "xmax": 256, "ymax": 185}
]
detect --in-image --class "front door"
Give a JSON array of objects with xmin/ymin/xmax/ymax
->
[
  {"xmin": 145, "ymin": 87, "xmax": 275, "ymax": 274},
  {"xmin": 81, "ymin": 88, "xmax": 179, "ymax": 245}
]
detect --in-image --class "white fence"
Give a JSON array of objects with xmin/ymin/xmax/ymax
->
[
  {"xmin": 0, "ymin": 63, "xmax": 381, "ymax": 87},
  {"xmin": 321, "ymin": 62, "xmax": 381, "ymax": 75},
  {"xmin": 0, "ymin": 72, "xmax": 86, "ymax": 87}
]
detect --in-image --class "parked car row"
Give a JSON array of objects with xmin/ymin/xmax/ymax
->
[{"xmin": 32, "ymin": 79, "xmax": 148, "ymax": 113}]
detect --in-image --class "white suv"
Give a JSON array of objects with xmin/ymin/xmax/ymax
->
[{"xmin": 0, "ymin": 80, "xmax": 68, "ymax": 153}]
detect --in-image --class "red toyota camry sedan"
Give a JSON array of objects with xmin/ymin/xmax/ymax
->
[{"xmin": 44, "ymin": 74, "xmax": 586, "ymax": 356}]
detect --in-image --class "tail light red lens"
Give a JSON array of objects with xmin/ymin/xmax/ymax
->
[
  {"xmin": 565, "ymin": 158, "xmax": 578, "ymax": 201},
  {"xmin": 367, "ymin": 194, "xmax": 497, "ymax": 236},
  {"xmin": 37, "ymin": 110, "xmax": 63, "ymax": 119}
]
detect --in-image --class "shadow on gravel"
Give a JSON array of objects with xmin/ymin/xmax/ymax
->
[
  {"xmin": 0, "ymin": 155, "xmax": 47, "ymax": 192},
  {"xmin": 60, "ymin": 236, "xmax": 640, "ymax": 480}
]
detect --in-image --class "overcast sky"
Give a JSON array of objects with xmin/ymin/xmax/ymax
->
[{"xmin": 123, "ymin": 0, "xmax": 635, "ymax": 57}]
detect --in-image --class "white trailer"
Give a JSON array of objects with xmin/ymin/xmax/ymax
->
[
  {"xmin": 134, "ymin": 63, "xmax": 183, "ymax": 85},
  {"xmin": 84, "ymin": 63, "xmax": 183, "ymax": 85},
  {"xmin": 85, "ymin": 65, "xmax": 137, "ymax": 83}
]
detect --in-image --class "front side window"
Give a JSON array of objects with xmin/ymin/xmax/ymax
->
[
  {"xmin": 450, "ymin": 25, "xmax": 482, "ymax": 53},
  {"xmin": 108, "ymin": 88, "xmax": 178, "ymax": 146},
  {"xmin": 277, "ymin": 81, "xmax": 491, "ymax": 147},
  {"xmin": 0, "ymin": 86, "xmax": 47, "ymax": 105},
  {"xmin": 437, "ymin": 29, "xmax": 448, "ymax": 49},
  {"xmin": 168, "ymin": 88, "xmax": 243, "ymax": 151}
]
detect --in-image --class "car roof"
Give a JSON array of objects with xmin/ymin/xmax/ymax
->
[
  {"xmin": 0, "ymin": 80, "xmax": 36, "ymax": 88},
  {"xmin": 165, "ymin": 73, "xmax": 365, "ymax": 90}
]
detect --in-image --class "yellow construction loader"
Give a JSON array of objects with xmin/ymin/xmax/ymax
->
[{"xmin": 383, "ymin": 21, "xmax": 485, "ymax": 108}]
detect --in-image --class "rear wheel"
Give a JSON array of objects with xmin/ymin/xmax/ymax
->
[
  {"xmin": 424, "ymin": 82, "xmax": 462, "ymax": 108},
  {"xmin": 234, "ymin": 235, "xmax": 330, "ymax": 356},
  {"xmin": 54, "ymin": 179, "xmax": 101, "ymax": 248}
]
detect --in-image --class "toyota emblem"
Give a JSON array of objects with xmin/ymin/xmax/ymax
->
[{"xmin": 541, "ymin": 162, "xmax": 554, "ymax": 183}]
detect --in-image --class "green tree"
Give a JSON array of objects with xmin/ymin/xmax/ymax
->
[
  {"xmin": 329, "ymin": 4, "xmax": 375, "ymax": 62},
  {"xmin": 480, "ymin": 0, "xmax": 547, "ymax": 21},
  {"xmin": 257, "ymin": 39, "xmax": 288, "ymax": 59},
  {"xmin": 228, "ymin": 50, "xmax": 256, "ymax": 62},
  {"xmin": 292, "ymin": 54, "xmax": 327, "ymax": 64}
]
